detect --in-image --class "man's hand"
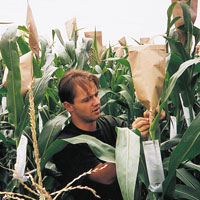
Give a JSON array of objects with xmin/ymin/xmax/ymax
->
[
  {"xmin": 132, "ymin": 117, "xmax": 150, "ymax": 140},
  {"xmin": 132, "ymin": 106, "xmax": 166, "ymax": 140},
  {"xmin": 88, "ymin": 162, "xmax": 116, "ymax": 185},
  {"xmin": 143, "ymin": 106, "xmax": 166, "ymax": 121}
]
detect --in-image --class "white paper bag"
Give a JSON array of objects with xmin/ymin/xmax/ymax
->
[
  {"xmin": 13, "ymin": 134, "xmax": 28, "ymax": 182},
  {"xmin": 170, "ymin": 116, "xmax": 177, "ymax": 139},
  {"xmin": 143, "ymin": 140, "xmax": 165, "ymax": 192}
]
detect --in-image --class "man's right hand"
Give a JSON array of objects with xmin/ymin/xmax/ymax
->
[{"xmin": 132, "ymin": 117, "xmax": 150, "ymax": 140}]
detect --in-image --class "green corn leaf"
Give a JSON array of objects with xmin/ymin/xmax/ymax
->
[
  {"xmin": 116, "ymin": 59, "xmax": 130, "ymax": 68},
  {"xmin": 41, "ymin": 134, "xmax": 116, "ymax": 169},
  {"xmin": 169, "ymin": 17, "xmax": 182, "ymax": 33},
  {"xmin": 53, "ymin": 29, "xmax": 64, "ymax": 46},
  {"xmin": 115, "ymin": 127, "xmax": 140, "ymax": 200},
  {"xmin": 46, "ymin": 87, "xmax": 59, "ymax": 106},
  {"xmin": 99, "ymin": 88, "xmax": 114, "ymax": 99},
  {"xmin": 76, "ymin": 38, "xmax": 92, "ymax": 70},
  {"xmin": 62, "ymin": 134, "xmax": 115, "ymax": 163},
  {"xmin": 39, "ymin": 36, "xmax": 48, "ymax": 69},
  {"xmin": 99, "ymin": 72, "xmax": 108, "ymax": 88},
  {"xmin": 173, "ymin": 184, "xmax": 200, "ymax": 200},
  {"xmin": 165, "ymin": 37, "xmax": 189, "ymax": 61},
  {"xmin": 0, "ymin": 131, "xmax": 7, "ymax": 146},
  {"xmin": 182, "ymin": 161, "xmax": 200, "ymax": 172},
  {"xmin": 40, "ymin": 139, "xmax": 67, "ymax": 170},
  {"xmin": 15, "ymin": 59, "xmax": 57, "ymax": 142},
  {"xmin": 166, "ymin": 2, "xmax": 177, "ymax": 35},
  {"xmin": 162, "ymin": 112, "xmax": 200, "ymax": 198},
  {"xmin": 0, "ymin": 26, "xmax": 24, "ymax": 129},
  {"xmin": 38, "ymin": 115, "xmax": 67, "ymax": 157},
  {"xmin": 176, "ymin": 168, "xmax": 200, "ymax": 190},
  {"xmin": 192, "ymin": 26, "xmax": 200, "ymax": 56},
  {"xmin": 121, "ymin": 74, "xmax": 135, "ymax": 99},
  {"xmin": 101, "ymin": 98, "xmax": 116, "ymax": 111},
  {"xmin": 65, "ymin": 41, "xmax": 76, "ymax": 62},
  {"xmin": 55, "ymin": 67, "xmax": 65, "ymax": 81},
  {"xmin": 137, "ymin": 149, "xmax": 149, "ymax": 188},
  {"xmin": 17, "ymin": 36, "xmax": 30, "ymax": 55},
  {"xmin": 160, "ymin": 135, "xmax": 181, "ymax": 151},
  {"xmin": 118, "ymin": 84, "xmax": 134, "ymax": 120},
  {"xmin": 179, "ymin": 1, "xmax": 193, "ymax": 54},
  {"xmin": 57, "ymin": 47, "xmax": 71, "ymax": 65},
  {"xmin": 163, "ymin": 58, "xmax": 200, "ymax": 104},
  {"xmin": 150, "ymin": 57, "xmax": 200, "ymax": 139},
  {"xmin": 104, "ymin": 57, "xmax": 130, "ymax": 68}
]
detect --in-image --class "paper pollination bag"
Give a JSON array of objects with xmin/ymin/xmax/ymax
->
[
  {"xmin": 118, "ymin": 36, "xmax": 127, "ymax": 46},
  {"xmin": 172, "ymin": 0, "xmax": 198, "ymax": 27},
  {"xmin": 65, "ymin": 17, "xmax": 79, "ymax": 41},
  {"xmin": 196, "ymin": 45, "xmax": 200, "ymax": 56},
  {"xmin": 2, "ymin": 51, "xmax": 33, "ymax": 98},
  {"xmin": 26, "ymin": 1, "xmax": 39, "ymax": 58},
  {"xmin": 128, "ymin": 45, "xmax": 166, "ymax": 124},
  {"xmin": 113, "ymin": 36, "xmax": 127, "ymax": 57},
  {"xmin": 172, "ymin": 0, "xmax": 198, "ymax": 45},
  {"xmin": 113, "ymin": 46, "xmax": 124, "ymax": 57},
  {"xmin": 140, "ymin": 37, "xmax": 150, "ymax": 45},
  {"xmin": 84, "ymin": 31, "xmax": 104, "ymax": 58}
]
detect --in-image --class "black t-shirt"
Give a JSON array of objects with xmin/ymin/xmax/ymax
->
[{"xmin": 53, "ymin": 115, "xmax": 129, "ymax": 200}]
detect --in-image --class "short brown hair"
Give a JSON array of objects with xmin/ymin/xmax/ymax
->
[{"xmin": 58, "ymin": 69, "xmax": 99, "ymax": 103}]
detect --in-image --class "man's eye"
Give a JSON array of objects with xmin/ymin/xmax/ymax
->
[
  {"xmin": 83, "ymin": 98, "xmax": 89, "ymax": 102},
  {"xmin": 95, "ymin": 92, "xmax": 99, "ymax": 97}
]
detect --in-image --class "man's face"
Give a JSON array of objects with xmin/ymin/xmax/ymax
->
[{"xmin": 70, "ymin": 81, "xmax": 101, "ymax": 124}]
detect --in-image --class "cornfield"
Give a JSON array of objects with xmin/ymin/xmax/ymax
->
[{"xmin": 0, "ymin": 1, "xmax": 200, "ymax": 200}]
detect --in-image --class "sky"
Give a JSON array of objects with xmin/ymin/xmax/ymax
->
[{"xmin": 0, "ymin": 0, "xmax": 200, "ymax": 46}]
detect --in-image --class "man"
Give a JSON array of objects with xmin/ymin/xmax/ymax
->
[{"xmin": 53, "ymin": 69, "xmax": 159, "ymax": 199}]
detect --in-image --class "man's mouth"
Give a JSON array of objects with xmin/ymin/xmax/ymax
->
[{"xmin": 92, "ymin": 107, "xmax": 100, "ymax": 113}]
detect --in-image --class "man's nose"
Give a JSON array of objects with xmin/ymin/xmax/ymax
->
[{"xmin": 93, "ymin": 95, "xmax": 100, "ymax": 105}]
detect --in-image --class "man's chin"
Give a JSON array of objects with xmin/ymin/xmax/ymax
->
[{"xmin": 91, "ymin": 114, "xmax": 101, "ymax": 121}]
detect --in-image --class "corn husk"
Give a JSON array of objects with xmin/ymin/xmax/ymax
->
[
  {"xmin": 26, "ymin": 0, "xmax": 39, "ymax": 57},
  {"xmin": 172, "ymin": 0, "xmax": 198, "ymax": 45},
  {"xmin": 128, "ymin": 45, "xmax": 166, "ymax": 124},
  {"xmin": 2, "ymin": 51, "xmax": 33, "ymax": 97},
  {"xmin": 65, "ymin": 17, "xmax": 79, "ymax": 41},
  {"xmin": 84, "ymin": 31, "xmax": 104, "ymax": 58}
]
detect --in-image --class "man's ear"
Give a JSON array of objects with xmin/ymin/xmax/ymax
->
[{"xmin": 63, "ymin": 101, "xmax": 73, "ymax": 112}]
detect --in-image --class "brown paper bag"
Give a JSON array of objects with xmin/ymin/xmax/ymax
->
[
  {"xmin": 140, "ymin": 37, "xmax": 150, "ymax": 44},
  {"xmin": 84, "ymin": 31, "xmax": 104, "ymax": 58},
  {"xmin": 118, "ymin": 36, "xmax": 127, "ymax": 46},
  {"xmin": 65, "ymin": 17, "xmax": 79, "ymax": 41},
  {"xmin": 195, "ymin": 45, "xmax": 200, "ymax": 56},
  {"xmin": 113, "ymin": 46, "xmax": 124, "ymax": 57},
  {"xmin": 128, "ymin": 45, "xmax": 166, "ymax": 123},
  {"xmin": 172, "ymin": 0, "xmax": 198, "ymax": 45},
  {"xmin": 2, "ymin": 51, "xmax": 33, "ymax": 98},
  {"xmin": 113, "ymin": 37, "xmax": 127, "ymax": 57},
  {"xmin": 26, "ymin": 1, "xmax": 39, "ymax": 58}
]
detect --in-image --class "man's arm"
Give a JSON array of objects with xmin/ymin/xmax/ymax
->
[{"xmin": 88, "ymin": 162, "xmax": 117, "ymax": 185}]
